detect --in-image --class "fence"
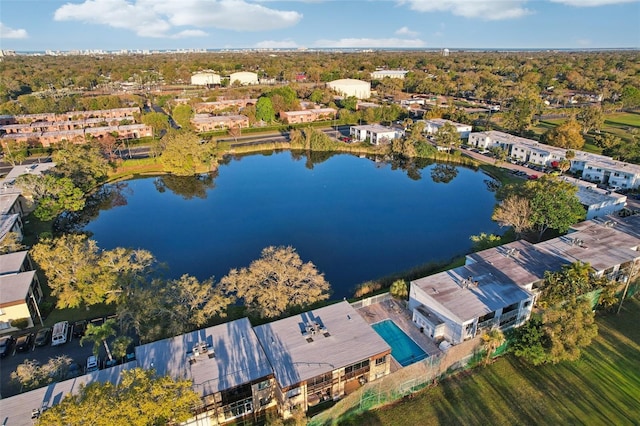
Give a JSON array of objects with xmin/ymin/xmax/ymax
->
[{"xmin": 350, "ymin": 292, "xmax": 391, "ymax": 310}]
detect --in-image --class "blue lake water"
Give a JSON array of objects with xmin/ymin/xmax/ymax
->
[{"xmin": 81, "ymin": 151, "xmax": 501, "ymax": 299}]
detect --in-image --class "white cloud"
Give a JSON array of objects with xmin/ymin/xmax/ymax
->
[
  {"xmin": 399, "ymin": 0, "xmax": 532, "ymax": 20},
  {"xmin": 549, "ymin": 0, "xmax": 636, "ymax": 6},
  {"xmin": 0, "ymin": 22, "xmax": 28, "ymax": 39},
  {"xmin": 255, "ymin": 39, "xmax": 299, "ymax": 48},
  {"xmin": 314, "ymin": 38, "xmax": 426, "ymax": 48},
  {"xmin": 395, "ymin": 26, "xmax": 419, "ymax": 37},
  {"xmin": 54, "ymin": 0, "xmax": 302, "ymax": 38},
  {"xmin": 172, "ymin": 29, "xmax": 208, "ymax": 38}
]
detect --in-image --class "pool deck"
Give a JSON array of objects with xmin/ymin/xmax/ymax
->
[{"xmin": 355, "ymin": 299, "xmax": 442, "ymax": 372}]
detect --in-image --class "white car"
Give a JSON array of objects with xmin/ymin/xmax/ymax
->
[{"xmin": 86, "ymin": 355, "xmax": 99, "ymax": 372}]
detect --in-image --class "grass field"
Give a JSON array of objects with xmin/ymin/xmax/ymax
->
[
  {"xmin": 337, "ymin": 297, "xmax": 640, "ymax": 426},
  {"xmin": 530, "ymin": 111, "xmax": 640, "ymax": 155}
]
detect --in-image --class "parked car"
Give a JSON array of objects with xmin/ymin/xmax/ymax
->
[
  {"xmin": 0, "ymin": 335, "xmax": 15, "ymax": 358},
  {"xmin": 66, "ymin": 362, "xmax": 82, "ymax": 379},
  {"xmin": 15, "ymin": 333, "xmax": 34, "ymax": 352},
  {"xmin": 86, "ymin": 355, "xmax": 99, "ymax": 372},
  {"xmin": 34, "ymin": 328, "xmax": 52, "ymax": 347},
  {"xmin": 72, "ymin": 320, "xmax": 87, "ymax": 338}
]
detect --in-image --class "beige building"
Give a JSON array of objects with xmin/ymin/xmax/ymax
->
[
  {"xmin": 191, "ymin": 114, "xmax": 250, "ymax": 132},
  {"xmin": 0, "ymin": 252, "xmax": 43, "ymax": 333},
  {"xmin": 253, "ymin": 301, "xmax": 391, "ymax": 418},
  {"xmin": 279, "ymin": 108, "xmax": 337, "ymax": 124}
]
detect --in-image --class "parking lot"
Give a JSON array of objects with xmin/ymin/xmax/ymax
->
[{"xmin": 0, "ymin": 315, "xmax": 123, "ymax": 398}]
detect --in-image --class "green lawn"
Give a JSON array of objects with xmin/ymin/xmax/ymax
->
[{"xmin": 337, "ymin": 298, "xmax": 640, "ymax": 426}]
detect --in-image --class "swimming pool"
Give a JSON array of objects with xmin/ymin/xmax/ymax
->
[{"xmin": 372, "ymin": 319, "xmax": 428, "ymax": 367}]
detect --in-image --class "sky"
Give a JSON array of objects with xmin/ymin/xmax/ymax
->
[{"xmin": 0, "ymin": 0, "xmax": 639, "ymax": 51}]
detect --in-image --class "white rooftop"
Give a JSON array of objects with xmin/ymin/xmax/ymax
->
[
  {"xmin": 135, "ymin": 318, "xmax": 273, "ymax": 397},
  {"xmin": 253, "ymin": 301, "xmax": 390, "ymax": 389}
]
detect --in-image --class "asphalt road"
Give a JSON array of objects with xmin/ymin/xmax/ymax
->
[{"xmin": 0, "ymin": 316, "xmax": 119, "ymax": 398}]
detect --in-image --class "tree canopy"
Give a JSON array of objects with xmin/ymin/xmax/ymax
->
[
  {"xmin": 37, "ymin": 368, "xmax": 201, "ymax": 426},
  {"xmin": 51, "ymin": 142, "xmax": 111, "ymax": 193},
  {"xmin": 30, "ymin": 234, "xmax": 155, "ymax": 308},
  {"xmin": 543, "ymin": 118, "xmax": 585, "ymax": 150},
  {"xmin": 220, "ymin": 246, "xmax": 330, "ymax": 318},
  {"xmin": 15, "ymin": 174, "xmax": 86, "ymax": 221},
  {"xmin": 159, "ymin": 130, "xmax": 214, "ymax": 176}
]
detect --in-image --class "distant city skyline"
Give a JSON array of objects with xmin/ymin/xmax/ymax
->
[{"xmin": 1, "ymin": 0, "xmax": 639, "ymax": 51}]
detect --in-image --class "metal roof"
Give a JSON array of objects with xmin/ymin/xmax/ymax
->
[{"xmin": 253, "ymin": 301, "xmax": 390, "ymax": 389}]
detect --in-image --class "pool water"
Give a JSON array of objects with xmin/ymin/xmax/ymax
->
[{"xmin": 371, "ymin": 319, "xmax": 428, "ymax": 367}]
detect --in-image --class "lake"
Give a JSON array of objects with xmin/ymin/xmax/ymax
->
[{"xmin": 80, "ymin": 151, "xmax": 502, "ymax": 299}]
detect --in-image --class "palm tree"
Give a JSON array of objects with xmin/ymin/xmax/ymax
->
[
  {"xmin": 481, "ymin": 329, "xmax": 505, "ymax": 365},
  {"xmin": 80, "ymin": 319, "xmax": 117, "ymax": 362}
]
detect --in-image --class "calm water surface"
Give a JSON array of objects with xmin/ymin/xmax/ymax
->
[{"xmin": 82, "ymin": 151, "xmax": 501, "ymax": 299}]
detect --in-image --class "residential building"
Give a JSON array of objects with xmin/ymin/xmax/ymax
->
[
  {"xmin": 1, "ymin": 124, "xmax": 152, "ymax": 148},
  {"xmin": 560, "ymin": 176, "xmax": 627, "ymax": 220},
  {"xmin": 421, "ymin": 118, "xmax": 473, "ymax": 139},
  {"xmin": 0, "ymin": 192, "xmax": 27, "ymax": 217},
  {"xmin": 135, "ymin": 318, "xmax": 276, "ymax": 425},
  {"xmin": 253, "ymin": 301, "xmax": 391, "ymax": 418},
  {"xmin": 0, "ymin": 269, "xmax": 43, "ymax": 332},
  {"xmin": 194, "ymin": 99, "xmax": 257, "ymax": 114},
  {"xmin": 409, "ymin": 261, "xmax": 535, "ymax": 345},
  {"xmin": 536, "ymin": 217, "xmax": 640, "ymax": 282},
  {"xmin": 279, "ymin": 108, "xmax": 337, "ymax": 124},
  {"xmin": 191, "ymin": 114, "xmax": 250, "ymax": 132},
  {"xmin": 468, "ymin": 130, "xmax": 640, "ymax": 189},
  {"xmin": 0, "ymin": 213, "xmax": 23, "ymax": 242},
  {"xmin": 0, "ymin": 163, "xmax": 57, "ymax": 192},
  {"xmin": 350, "ymin": 124, "xmax": 402, "ymax": 145},
  {"xmin": 13, "ymin": 108, "xmax": 139, "ymax": 124}
]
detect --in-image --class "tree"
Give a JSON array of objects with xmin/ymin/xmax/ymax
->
[
  {"xmin": 433, "ymin": 122, "xmax": 460, "ymax": 154},
  {"xmin": 160, "ymin": 274, "xmax": 233, "ymax": 336},
  {"xmin": 469, "ymin": 233, "xmax": 502, "ymax": 251},
  {"xmin": 576, "ymin": 105, "xmax": 604, "ymax": 134},
  {"xmin": 255, "ymin": 96, "xmax": 276, "ymax": 123},
  {"xmin": 540, "ymin": 261, "xmax": 612, "ymax": 308},
  {"xmin": 481, "ymin": 329, "xmax": 504, "ymax": 365},
  {"xmin": 0, "ymin": 231, "xmax": 25, "ymax": 254},
  {"xmin": 492, "ymin": 195, "xmax": 533, "ymax": 238},
  {"xmin": 524, "ymin": 175, "xmax": 585, "ymax": 241},
  {"xmin": 390, "ymin": 279, "xmax": 408, "ymax": 300},
  {"xmin": 172, "ymin": 104, "xmax": 194, "ymax": 130},
  {"xmin": 11, "ymin": 356, "xmax": 72, "ymax": 391},
  {"xmin": 81, "ymin": 319, "xmax": 117, "ymax": 361},
  {"xmin": 15, "ymin": 174, "xmax": 85, "ymax": 221},
  {"xmin": 30, "ymin": 234, "xmax": 155, "ymax": 308},
  {"xmin": 37, "ymin": 368, "xmax": 201, "ymax": 426},
  {"xmin": 141, "ymin": 111, "xmax": 170, "ymax": 137},
  {"xmin": 52, "ymin": 142, "xmax": 111, "ymax": 193},
  {"xmin": 543, "ymin": 119, "xmax": 585, "ymax": 150},
  {"xmin": 502, "ymin": 92, "xmax": 543, "ymax": 134},
  {"xmin": 111, "ymin": 336, "xmax": 133, "ymax": 361},
  {"xmin": 509, "ymin": 317, "xmax": 548, "ymax": 366},
  {"xmin": 557, "ymin": 159, "xmax": 571, "ymax": 174},
  {"xmin": 220, "ymin": 246, "xmax": 330, "ymax": 318},
  {"xmin": 159, "ymin": 130, "xmax": 213, "ymax": 176},
  {"xmin": 620, "ymin": 85, "xmax": 640, "ymax": 109},
  {"xmin": 542, "ymin": 297, "xmax": 598, "ymax": 364},
  {"xmin": 2, "ymin": 140, "xmax": 28, "ymax": 166}
]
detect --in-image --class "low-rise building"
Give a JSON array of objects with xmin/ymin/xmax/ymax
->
[
  {"xmin": 560, "ymin": 176, "xmax": 627, "ymax": 220},
  {"xmin": 409, "ymin": 262, "xmax": 535, "ymax": 345},
  {"xmin": 194, "ymin": 99, "xmax": 257, "ymax": 114},
  {"xmin": 253, "ymin": 301, "xmax": 391, "ymax": 418},
  {"xmin": 421, "ymin": 119, "xmax": 473, "ymax": 139},
  {"xmin": 371, "ymin": 70, "xmax": 408, "ymax": 80},
  {"xmin": 468, "ymin": 130, "xmax": 640, "ymax": 189},
  {"xmin": 191, "ymin": 114, "xmax": 249, "ymax": 132},
  {"xmin": 229, "ymin": 72, "xmax": 259, "ymax": 86},
  {"xmin": 135, "ymin": 318, "xmax": 276, "ymax": 425},
  {"xmin": 350, "ymin": 124, "xmax": 402, "ymax": 145},
  {"xmin": 0, "ymin": 269, "xmax": 43, "ymax": 332},
  {"xmin": 279, "ymin": 108, "xmax": 337, "ymax": 124}
]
